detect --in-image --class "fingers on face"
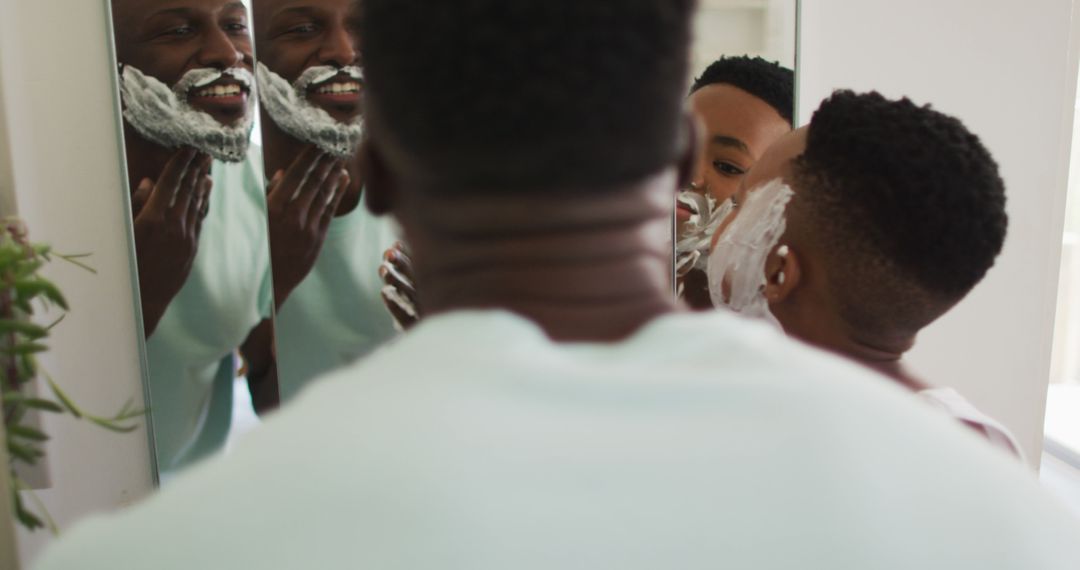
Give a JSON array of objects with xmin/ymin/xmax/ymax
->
[
  {"xmin": 189, "ymin": 175, "xmax": 213, "ymax": 235},
  {"xmin": 172, "ymin": 153, "xmax": 211, "ymax": 225},
  {"xmin": 379, "ymin": 254, "xmax": 416, "ymax": 295},
  {"xmin": 276, "ymin": 145, "xmax": 324, "ymax": 203},
  {"xmin": 132, "ymin": 177, "xmax": 154, "ymax": 214},
  {"xmin": 296, "ymin": 155, "xmax": 343, "ymax": 218},
  {"xmin": 145, "ymin": 147, "xmax": 197, "ymax": 213},
  {"xmin": 312, "ymin": 169, "xmax": 349, "ymax": 231}
]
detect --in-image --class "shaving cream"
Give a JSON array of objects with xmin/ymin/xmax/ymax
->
[
  {"xmin": 119, "ymin": 65, "xmax": 254, "ymax": 163},
  {"xmin": 706, "ymin": 178, "xmax": 793, "ymax": 324},
  {"xmin": 257, "ymin": 63, "xmax": 365, "ymax": 159},
  {"xmin": 676, "ymin": 191, "xmax": 734, "ymax": 275}
]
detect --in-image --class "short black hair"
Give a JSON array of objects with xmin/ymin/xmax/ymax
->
[
  {"xmin": 790, "ymin": 90, "xmax": 1007, "ymax": 335},
  {"xmin": 690, "ymin": 56, "xmax": 794, "ymax": 125},
  {"xmin": 360, "ymin": 0, "xmax": 697, "ymax": 193}
]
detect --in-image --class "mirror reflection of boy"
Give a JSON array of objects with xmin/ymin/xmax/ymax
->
[
  {"xmin": 252, "ymin": 0, "xmax": 400, "ymax": 403},
  {"xmin": 677, "ymin": 56, "xmax": 794, "ymax": 309},
  {"xmin": 111, "ymin": 0, "xmax": 277, "ymax": 473},
  {"xmin": 709, "ymin": 91, "xmax": 1022, "ymax": 457}
]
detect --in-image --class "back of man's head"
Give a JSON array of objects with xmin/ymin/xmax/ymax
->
[
  {"xmin": 789, "ymin": 90, "xmax": 1008, "ymax": 336},
  {"xmin": 360, "ymin": 0, "xmax": 697, "ymax": 194}
]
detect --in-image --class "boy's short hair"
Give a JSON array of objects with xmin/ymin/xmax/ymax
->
[
  {"xmin": 790, "ymin": 90, "xmax": 1007, "ymax": 334},
  {"xmin": 691, "ymin": 56, "xmax": 794, "ymax": 125}
]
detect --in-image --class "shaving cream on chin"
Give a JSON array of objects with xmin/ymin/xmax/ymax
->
[
  {"xmin": 256, "ymin": 62, "xmax": 365, "ymax": 159},
  {"xmin": 706, "ymin": 178, "xmax": 794, "ymax": 329},
  {"xmin": 119, "ymin": 65, "xmax": 254, "ymax": 163}
]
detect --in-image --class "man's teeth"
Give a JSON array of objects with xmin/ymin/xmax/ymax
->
[
  {"xmin": 193, "ymin": 84, "xmax": 244, "ymax": 98},
  {"xmin": 314, "ymin": 81, "xmax": 361, "ymax": 95}
]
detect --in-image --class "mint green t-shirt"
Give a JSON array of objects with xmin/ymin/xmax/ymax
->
[
  {"xmin": 274, "ymin": 200, "xmax": 399, "ymax": 402},
  {"xmin": 144, "ymin": 146, "xmax": 273, "ymax": 475},
  {"xmin": 37, "ymin": 310, "xmax": 1080, "ymax": 569}
]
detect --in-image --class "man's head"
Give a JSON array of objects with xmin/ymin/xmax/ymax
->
[
  {"xmin": 254, "ymin": 0, "xmax": 366, "ymax": 157},
  {"xmin": 112, "ymin": 0, "xmax": 255, "ymax": 161},
  {"xmin": 685, "ymin": 56, "xmax": 794, "ymax": 204},
  {"xmin": 360, "ymin": 0, "xmax": 698, "ymax": 202},
  {"xmin": 711, "ymin": 91, "xmax": 1007, "ymax": 351}
]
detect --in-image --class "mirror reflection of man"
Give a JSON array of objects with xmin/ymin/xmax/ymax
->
[
  {"xmin": 111, "ymin": 0, "xmax": 275, "ymax": 474},
  {"xmin": 252, "ymin": 0, "xmax": 400, "ymax": 402}
]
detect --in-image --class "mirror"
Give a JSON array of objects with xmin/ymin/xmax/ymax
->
[
  {"xmin": 108, "ymin": 0, "xmax": 276, "ymax": 480},
  {"xmin": 251, "ymin": 0, "xmax": 400, "ymax": 404},
  {"xmin": 107, "ymin": 0, "xmax": 800, "ymax": 481},
  {"xmin": 678, "ymin": 0, "xmax": 798, "ymax": 308}
]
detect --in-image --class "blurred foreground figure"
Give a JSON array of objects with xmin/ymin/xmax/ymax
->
[{"xmin": 39, "ymin": 1, "xmax": 1080, "ymax": 568}]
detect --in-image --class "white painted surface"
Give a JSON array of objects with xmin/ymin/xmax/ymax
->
[
  {"xmin": 799, "ymin": 0, "xmax": 1080, "ymax": 465},
  {"xmin": 0, "ymin": 0, "xmax": 154, "ymax": 566}
]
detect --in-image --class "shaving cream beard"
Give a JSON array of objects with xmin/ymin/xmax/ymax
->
[
  {"xmin": 119, "ymin": 65, "xmax": 254, "ymax": 163},
  {"xmin": 706, "ymin": 178, "xmax": 794, "ymax": 328},
  {"xmin": 257, "ymin": 63, "xmax": 364, "ymax": 159}
]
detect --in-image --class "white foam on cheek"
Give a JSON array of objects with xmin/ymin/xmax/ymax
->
[
  {"xmin": 256, "ymin": 62, "xmax": 364, "ymax": 159},
  {"xmin": 675, "ymin": 191, "xmax": 734, "ymax": 277},
  {"xmin": 119, "ymin": 65, "xmax": 254, "ymax": 162},
  {"xmin": 706, "ymin": 178, "xmax": 794, "ymax": 323}
]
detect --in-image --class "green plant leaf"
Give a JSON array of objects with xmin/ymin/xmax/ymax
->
[
  {"xmin": 13, "ymin": 259, "xmax": 45, "ymax": 280},
  {"xmin": 0, "ymin": 318, "xmax": 48, "ymax": 339},
  {"xmin": 13, "ymin": 477, "xmax": 58, "ymax": 534},
  {"xmin": 1, "ymin": 393, "xmax": 63, "ymax": 413},
  {"xmin": 13, "ymin": 491, "xmax": 45, "ymax": 531},
  {"xmin": 14, "ymin": 279, "xmax": 69, "ymax": 311},
  {"xmin": 8, "ymin": 423, "xmax": 49, "ymax": 441},
  {"xmin": 1, "ymin": 342, "xmax": 49, "ymax": 355},
  {"xmin": 46, "ymin": 376, "xmax": 82, "ymax": 419},
  {"xmin": 7, "ymin": 439, "xmax": 43, "ymax": 462}
]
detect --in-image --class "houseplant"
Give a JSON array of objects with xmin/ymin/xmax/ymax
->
[{"xmin": 1, "ymin": 218, "xmax": 142, "ymax": 533}]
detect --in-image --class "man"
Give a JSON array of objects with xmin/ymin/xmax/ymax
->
[
  {"xmin": 252, "ymin": 0, "xmax": 400, "ymax": 402},
  {"xmin": 110, "ymin": 0, "xmax": 274, "ymax": 473},
  {"xmin": 40, "ymin": 1, "xmax": 1079, "ymax": 568},
  {"xmin": 708, "ymin": 91, "xmax": 1021, "ymax": 455},
  {"xmin": 678, "ymin": 56, "xmax": 794, "ymax": 308}
]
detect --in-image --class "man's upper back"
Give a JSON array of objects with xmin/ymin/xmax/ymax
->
[{"xmin": 38, "ymin": 311, "xmax": 1080, "ymax": 569}]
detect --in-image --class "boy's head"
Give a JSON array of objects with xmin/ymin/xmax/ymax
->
[
  {"xmin": 359, "ymin": 0, "xmax": 698, "ymax": 199},
  {"xmin": 684, "ymin": 56, "xmax": 794, "ymax": 204},
  {"xmin": 711, "ymin": 91, "xmax": 1007, "ymax": 350}
]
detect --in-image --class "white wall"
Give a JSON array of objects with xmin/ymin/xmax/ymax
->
[
  {"xmin": 0, "ymin": 0, "xmax": 154, "ymax": 566},
  {"xmin": 799, "ymin": 0, "xmax": 1080, "ymax": 464}
]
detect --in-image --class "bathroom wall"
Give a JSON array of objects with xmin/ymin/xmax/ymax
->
[{"xmin": 0, "ymin": 0, "xmax": 154, "ymax": 566}]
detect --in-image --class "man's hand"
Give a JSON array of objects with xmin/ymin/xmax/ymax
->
[
  {"xmin": 266, "ymin": 146, "xmax": 349, "ymax": 308},
  {"xmin": 132, "ymin": 147, "xmax": 213, "ymax": 337},
  {"xmin": 379, "ymin": 242, "xmax": 420, "ymax": 330}
]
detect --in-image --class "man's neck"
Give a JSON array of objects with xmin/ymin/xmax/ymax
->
[
  {"xmin": 123, "ymin": 125, "xmax": 174, "ymax": 192},
  {"xmin": 259, "ymin": 113, "xmax": 363, "ymax": 216},
  {"xmin": 401, "ymin": 172, "xmax": 681, "ymax": 342}
]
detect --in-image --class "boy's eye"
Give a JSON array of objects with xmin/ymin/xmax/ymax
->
[{"xmin": 712, "ymin": 160, "xmax": 746, "ymax": 177}]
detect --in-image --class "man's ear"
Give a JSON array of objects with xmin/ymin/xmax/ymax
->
[
  {"xmin": 763, "ymin": 243, "xmax": 800, "ymax": 304},
  {"xmin": 361, "ymin": 140, "xmax": 397, "ymax": 216},
  {"xmin": 676, "ymin": 111, "xmax": 704, "ymax": 191}
]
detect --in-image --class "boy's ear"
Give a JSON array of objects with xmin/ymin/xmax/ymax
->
[
  {"xmin": 763, "ymin": 243, "xmax": 800, "ymax": 304},
  {"xmin": 361, "ymin": 140, "xmax": 397, "ymax": 216}
]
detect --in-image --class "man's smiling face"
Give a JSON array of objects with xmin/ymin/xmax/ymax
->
[
  {"xmin": 112, "ymin": 0, "xmax": 254, "ymax": 126},
  {"xmin": 254, "ymin": 0, "xmax": 364, "ymax": 124}
]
